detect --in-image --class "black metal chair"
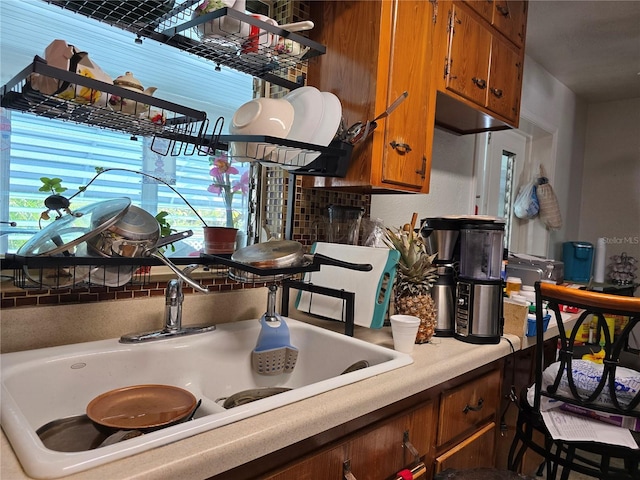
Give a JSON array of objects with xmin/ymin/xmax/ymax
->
[{"xmin": 508, "ymin": 282, "xmax": 640, "ymax": 479}]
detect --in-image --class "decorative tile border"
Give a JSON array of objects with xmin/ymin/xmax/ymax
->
[{"xmin": 0, "ymin": 275, "xmax": 259, "ymax": 309}]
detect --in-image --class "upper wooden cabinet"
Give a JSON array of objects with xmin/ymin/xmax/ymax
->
[
  {"xmin": 304, "ymin": 0, "xmax": 527, "ymax": 191},
  {"xmin": 305, "ymin": 0, "xmax": 437, "ymax": 193},
  {"xmin": 464, "ymin": 0, "xmax": 527, "ymax": 47},
  {"xmin": 435, "ymin": 0, "xmax": 527, "ymax": 132}
]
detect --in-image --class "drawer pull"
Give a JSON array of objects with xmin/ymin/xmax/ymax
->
[
  {"xmin": 490, "ymin": 87, "xmax": 504, "ymax": 98},
  {"xmin": 390, "ymin": 141, "xmax": 412, "ymax": 154},
  {"xmin": 472, "ymin": 77, "xmax": 487, "ymax": 89},
  {"xmin": 463, "ymin": 397, "xmax": 484, "ymax": 414},
  {"xmin": 343, "ymin": 460, "xmax": 357, "ymax": 480},
  {"xmin": 496, "ymin": 4, "xmax": 510, "ymax": 17},
  {"xmin": 403, "ymin": 430, "xmax": 420, "ymax": 463}
]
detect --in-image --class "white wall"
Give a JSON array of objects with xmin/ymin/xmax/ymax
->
[
  {"xmin": 518, "ymin": 56, "xmax": 588, "ymax": 259},
  {"xmin": 578, "ymin": 98, "xmax": 640, "ymax": 265}
]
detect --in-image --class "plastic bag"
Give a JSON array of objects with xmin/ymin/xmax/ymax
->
[
  {"xmin": 513, "ymin": 179, "xmax": 539, "ymax": 219},
  {"xmin": 537, "ymin": 165, "xmax": 562, "ymax": 230},
  {"xmin": 362, "ymin": 217, "xmax": 387, "ymax": 247}
]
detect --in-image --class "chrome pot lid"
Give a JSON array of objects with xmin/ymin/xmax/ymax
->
[
  {"xmin": 16, "ymin": 198, "xmax": 131, "ymax": 257},
  {"xmin": 90, "ymin": 204, "xmax": 159, "ymax": 241},
  {"xmin": 231, "ymin": 240, "xmax": 304, "ymax": 268}
]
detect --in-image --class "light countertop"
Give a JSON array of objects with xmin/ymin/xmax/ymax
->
[{"xmin": 1, "ymin": 321, "xmax": 521, "ymax": 480}]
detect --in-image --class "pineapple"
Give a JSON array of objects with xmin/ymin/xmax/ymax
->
[{"xmin": 385, "ymin": 225, "xmax": 438, "ymax": 343}]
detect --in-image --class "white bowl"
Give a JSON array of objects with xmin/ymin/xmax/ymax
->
[{"xmin": 229, "ymin": 97, "xmax": 294, "ymax": 159}]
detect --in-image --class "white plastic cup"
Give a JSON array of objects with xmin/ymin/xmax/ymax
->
[{"xmin": 390, "ymin": 315, "xmax": 421, "ymax": 353}]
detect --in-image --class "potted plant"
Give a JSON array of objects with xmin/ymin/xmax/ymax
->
[
  {"xmin": 384, "ymin": 224, "xmax": 438, "ymax": 343},
  {"xmin": 204, "ymin": 152, "xmax": 249, "ymax": 253}
]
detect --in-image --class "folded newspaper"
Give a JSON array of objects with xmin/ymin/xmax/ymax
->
[
  {"xmin": 541, "ymin": 409, "xmax": 639, "ymax": 449},
  {"xmin": 560, "ymin": 403, "xmax": 640, "ymax": 432}
]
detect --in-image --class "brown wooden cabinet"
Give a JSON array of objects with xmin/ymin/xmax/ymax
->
[
  {"xmin": 493, "ymin": 0, "xmax": 528, "ymax": 47},
  {"xmin": 306, "ymin": 0, "xmax": 437, "ymax": 193},
  {"xmin": 464, "ymin": 0, "xmax": 527, "ymax": 47},
  {"xmin": 435, "ymin": 422, "xmax": 497, "ymax": 473},
  {"xmin": 435, "ymin": 368, "xmax": 502, "ymax": 472},
  {"xmin": 487, "ymin": 34, "xmax": 523, "ymax": 121},
  {"xmin": 437, "ymin": 0, "xmax": 527, "ymax": 126},
  {"xmin": 258, "ymin": 364, "xmax": 503, "ymax": 480},
  {"xmin": 304, "ymin": 0, "xmax": 528, "ymax": 191},
  {"xmin": 263, "ymin": 400, "xmax": 437, "ymax": 480}
]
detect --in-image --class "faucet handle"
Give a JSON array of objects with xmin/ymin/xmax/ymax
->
[{"xmin": 151, "ymin": 253, "xmax": 211, "ymax": 294}]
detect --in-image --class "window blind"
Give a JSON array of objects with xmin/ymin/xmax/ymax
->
[{"xmin": 1, "ymin": 0, "xmax": 253, "ymax": 255}]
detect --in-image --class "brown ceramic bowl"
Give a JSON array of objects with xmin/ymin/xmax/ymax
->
[{"xmin": 86, "ymin": 384, "xmax": 197, "ymax": 433}]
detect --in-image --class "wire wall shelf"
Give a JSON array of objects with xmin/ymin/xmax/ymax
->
[
  {"xmin": 47, "ymin": 1, "xmax": 326, "ymax": 90},
  {"xmin": 0, "ymin": 58, "xmax": 210, "ymax": 154},
  {"xmin": 1, "ymin": 58, "xmax": 351, "ymax": 174}
]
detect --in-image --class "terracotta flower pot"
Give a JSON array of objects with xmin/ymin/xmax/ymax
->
[{"xmin": 203, "ymin": 227, "xmax": 238, "ymax": 254}]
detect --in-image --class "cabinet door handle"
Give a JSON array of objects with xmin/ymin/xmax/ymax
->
[
  {"xmin": 343, "ymin": 460, "xmax": 357, "ymax": 480},
  {"xmin": 472, "ymin": 77, "xmax": 487, "ymax": 89},
  {"xmin": 490, "ymin": 87, "xmax": 503, "ymax": 98},
  {"xmin": 390, "ymin": 141, "xmax": 412, "ymax": 154},
  {"xmin": 496, "ymin": 4, "xmax": 510, "ymax": 17},
  {"xmin": 415, "ymin": 156, "xmax": 427, "ymax": 180},
  {"xmin": 463, "ymin": 397, "xmax": 484, "ymax": 414}
]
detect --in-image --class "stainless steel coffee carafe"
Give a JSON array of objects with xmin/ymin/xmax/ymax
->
[
  {"xmin": 454, "ymin": 219, "xmax": 505, "ymax": 345},
  {"xmin": 420, "ymin": 217, "xmax": 461, "ymax": 337}
]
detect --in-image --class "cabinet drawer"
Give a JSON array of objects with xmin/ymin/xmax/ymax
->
[
  {"xmin": 435, "ymin": 422, "xmax": 497, "ymax": 472},
  {"xmin": 436, "ymin": 368, "xmax": 501, "ymax": 446},
  {"xmin": 265, "ymin": 400, "xmax": 436, "ymax": 480}
]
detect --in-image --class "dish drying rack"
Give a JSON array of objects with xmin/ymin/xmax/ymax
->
[
  {"xmin": 3, "ymin": 252, "xmax": 358, "ymax": 335},
  {"xmin": 1, "ymin": 57, "xmax": 353, "ymax": 175},
  {"xmin": 205, "ymin": 255, "xmax": 358, "ymax": 336},
  {"xmin": 1, "ymin": 57, "xmax": 211, "ymax": 156},
  {"xmin": 47, "ymin": 1, "xmax": 326, "ymax": 91},
  {"xmin": 2, "ymin": 254, "xmax": 205, "ymax": 290}
]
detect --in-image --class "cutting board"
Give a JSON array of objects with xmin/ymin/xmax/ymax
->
[{"xmin": 295, "ymin": 243, "xmax": 400, "ymax": 328}]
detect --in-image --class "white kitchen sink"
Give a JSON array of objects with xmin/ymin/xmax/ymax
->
[{"xmin": 1, "ymin": 318, "xmax": 411, "ymax": 479}]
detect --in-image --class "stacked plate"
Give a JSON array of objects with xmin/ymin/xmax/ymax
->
[{"xmin": 229, "ymin": 86, "xmax": 342, "ymax": 170}]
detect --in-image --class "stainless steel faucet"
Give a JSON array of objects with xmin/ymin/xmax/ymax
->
[
  {"xmin": 120, "ymin": 273, "xmax": 216, "ymax": 343},
  {"xmin": 164, "ymin": 279, "xmax": 184, "ymax": 332}
]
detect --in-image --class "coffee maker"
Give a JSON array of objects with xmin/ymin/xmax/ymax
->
[
  {"xmin": 454, "ymin": 219, "xmax": 505, "ymax": 345},
  {"xmin": 420, "ymin": 217, "xmax": 461, "ymax": 337}
]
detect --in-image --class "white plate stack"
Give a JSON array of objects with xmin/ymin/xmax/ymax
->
[{"xmin": 229, "ymin": 86, "xmax": 342, "ymax": 169}]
